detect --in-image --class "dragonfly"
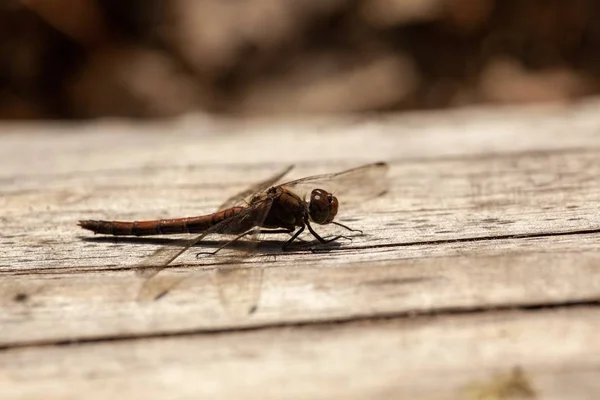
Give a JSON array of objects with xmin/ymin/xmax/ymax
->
[{"xmin": 78, "ymin": 161, "xmax": 389, "ymax": 306}]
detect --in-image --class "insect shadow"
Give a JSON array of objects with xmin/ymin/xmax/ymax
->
[{"xmin": 79, "ymin": 235, "xmax": 344, "ymax": 256}]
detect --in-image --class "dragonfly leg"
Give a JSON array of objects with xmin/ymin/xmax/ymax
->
[
  {"xmin": 282, "ymin": 225, "xmax": 305, "ymax": 251},
  {"xmin": 305, "ymin": 220, "xmax": 351, "ymax": 245},
  {"xmin": 196, "ymin": 230, "xmax": 253, "ymax": 257},
  {"xmin": 331, "ymin": 221, "xmax": 363, "ymax": 234}
]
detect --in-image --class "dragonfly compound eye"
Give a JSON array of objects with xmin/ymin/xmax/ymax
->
[{"xmin": 309, "ymin": 189, "xmax": 338, "ymax": 224}]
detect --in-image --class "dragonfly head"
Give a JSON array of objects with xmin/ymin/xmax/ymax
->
[{"xmin": 308, "ymin": 188, "xmax": 338, "ymax": 224}]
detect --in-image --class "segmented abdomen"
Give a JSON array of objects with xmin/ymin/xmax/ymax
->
[{"xmin": 78, "ymin": 207, "xmax": 245, "ymax": 236}]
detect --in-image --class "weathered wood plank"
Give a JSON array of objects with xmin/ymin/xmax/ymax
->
[
  {"xmin": 2, "ymin": 145, "xmax": 600, "ymax": 272},
  {"xmin": 1, "ymin": 100, "xmax": 600, "ymax": 347},
  {"xmin": 2, "ymin": 307, "xmax": 599, "ymax": 400},
  {"xmin": 1, "ymin": 235, "xmax": 600, "ymax": 345},
  {"xmin": 2, "ymin": 100, "xmax": 600, "ymax": 177},
  {"xmin": 2, "ymin": 100, "xmax": 600, "ymax": 398}
]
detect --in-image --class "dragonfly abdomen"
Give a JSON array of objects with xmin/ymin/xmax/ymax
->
[{"xmin": 78, "ymin": 207, "xmax": 245, "ymax": 236}]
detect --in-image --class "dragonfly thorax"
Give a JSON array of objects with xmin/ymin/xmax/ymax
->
[{"xmin": 308, "ymin": 188, "xmax": 339, "ymax": 224}]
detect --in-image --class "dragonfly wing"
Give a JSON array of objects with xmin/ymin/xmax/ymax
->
[
  {"xmin": 214, "ymin": 264, "xmax": 265, "ymax": 317},
  {"xmin": 210, "ymin": 199, "xmax": 280, "ymax": 316},
  {"xmin": 217, "ymin": 165, "xmax": 294, "ymax": 211},
  {"xmin": 136, "ymin": 197, "xmax": 275, "ymax": 302},
  {"xmin": 279, "ymin": 162, "xmax": 389, "ymax": 208}
]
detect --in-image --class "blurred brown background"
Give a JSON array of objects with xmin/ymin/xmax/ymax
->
[{"xmin": 2, "ymin": 0, "xmax": 599, "ymax": 119}]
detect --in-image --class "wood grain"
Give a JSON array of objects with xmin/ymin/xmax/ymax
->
[
  {"xmin": 1, "ymin": 236, "xmax": 600, "ymax": 346},
  {"xmin": 1, "ymin": 99, "xmax": 600, "ymax": 398},
  {"xmin": 1, "ymin": 307, "xmax": 599, "ymax": 400}
]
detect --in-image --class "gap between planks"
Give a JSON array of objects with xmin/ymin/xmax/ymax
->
[
  {"xmin": 0, "ymin": 296, "xmax": 599, "ymax": 352},
  {"xmin": 2, "ymin": 306, "xmax": 600, "ymax": 400}
]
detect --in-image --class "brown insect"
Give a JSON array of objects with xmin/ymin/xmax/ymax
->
[
  {"xmin": 79, "ymin": 162, "xmax": 389, "ymax": 303},
  {"xmin": 79, "ymin": 162, "xmax": 388, "ymax": 261}
]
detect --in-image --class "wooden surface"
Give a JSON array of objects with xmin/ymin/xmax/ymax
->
[{"xmin": 1, "ymin": 100, "xmax": 600, "ymax": 399}]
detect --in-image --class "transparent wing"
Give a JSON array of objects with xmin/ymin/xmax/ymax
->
[
  {"xmin": 279, "ymin": 162, "xmax": 389, "ymax": 207},
  {"xmin": 217, "ymin": 165, "xmax": 294, "ymax": 211},
  {"xmin": 136, "ymin": 197, "xmax": 274, "ymax": 302},
  {"xmin": 214, "ymin": 266, "xmax": 265, "ymax": 317}
]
